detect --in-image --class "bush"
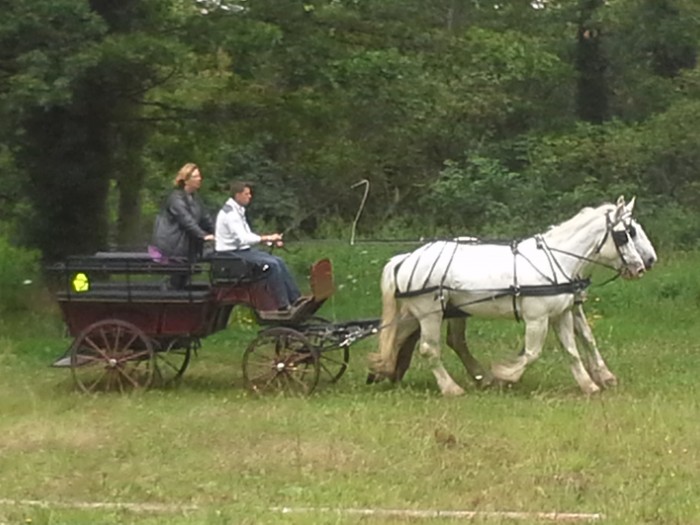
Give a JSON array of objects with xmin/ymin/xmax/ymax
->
[{"xmin": 0, "ymin": 235, "xmax": 40, "ymax": 312}]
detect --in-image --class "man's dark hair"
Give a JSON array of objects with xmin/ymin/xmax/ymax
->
[{"xmin": 229, "ymin": 180, "xmax": 252, "ymax": 197}]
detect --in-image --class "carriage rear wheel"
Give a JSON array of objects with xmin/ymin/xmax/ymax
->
[
  {"xmin": 70, "ymin": 319, "xmax": 155, "ymax": 393},
  {"xmin": 242, "ymin": 327, "xmax": 320, "ymax": 395},
  {"xmin": 154, "ymin": 337, "xmax": 196, "ymax": 386}
]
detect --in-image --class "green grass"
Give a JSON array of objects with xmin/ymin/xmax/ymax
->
[{"xmin": 1, "ymin": 245, "xmax": 700, "ymax": 524}]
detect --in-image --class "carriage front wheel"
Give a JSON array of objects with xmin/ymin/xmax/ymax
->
[
  {"xmin": 242, "ymin": 327, "xmax": 320, "ymax": 395},
  {"xmin": 70, "ymin": 319, "xmax": 155, "ymax": 393}
]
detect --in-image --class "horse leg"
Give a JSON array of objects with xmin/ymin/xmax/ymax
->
[
  {"xmin": 491, "ymin": 317, "xmax": 548, "ymax": 384},
  {"xmin": 446, "ymin": 318, "xmax": 493, "ymax": 388},
  {"xmin": 367, "ymin": 312, "xmax": 419, "ymax": 384},
  {"xmin": 554, "ymin": 310, "xmax": 600, "ymax": 394},
  {"xmin": 573, "ymin": 304, "xmax": 617, "ymax": 388},
  {"xmin": 418, "ymin": 313, "xmax": 465, "ymax": 396},
  {"xmin": 394, "ymin": 328, "xmax": 420, "ymax": 382}
]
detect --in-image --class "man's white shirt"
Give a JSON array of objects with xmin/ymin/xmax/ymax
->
[{"xmin": 215, "ymin": 198, "xmax": 262, "ymax": 251}]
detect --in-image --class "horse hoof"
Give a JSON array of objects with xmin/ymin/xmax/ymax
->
[
  {"xmin": 602, "ymin": 376, "xmax": 618, "ymax": 388},
  {"xmin": 474, "ymin": 372, "xmax": 495, "ymax": 389},
  {"xmin": 582, "ymin": 382, "xmax": 601, "ymax": 395},
  {"xmin": 441, "ymin": 384, "xmax": 465, "ymax": 397},
  {"xmin": 590, "ymin": 370, "xmax": 617, "ymax": 389},
  {"xmin": 491, "ymin": 363, "xmax": 524, "ymax": 384}
]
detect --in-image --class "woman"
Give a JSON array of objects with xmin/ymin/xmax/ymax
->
[{"xmin": 151, "ymin": 162, "xmax": 215, "ymax": 262}]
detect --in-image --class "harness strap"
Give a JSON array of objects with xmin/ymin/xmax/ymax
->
[
  {"xmin": 395, "ymin": 279, "xmax": 592, "ymax": 301},
  {"xmin": 436, "ymin": 242, "xmax": 460, "ymax": 312},
  {"xmin": 421, "ymin": 242, "xmax": 449, "ymax": 291},
  {"xmin": 510, "ymin": 240, "xmax": 521, "ymax": 322}
]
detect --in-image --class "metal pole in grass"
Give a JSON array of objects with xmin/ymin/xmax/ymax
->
[{"xmin": 350, "ymin": 179, "xmax": 370, "ymax": 246}]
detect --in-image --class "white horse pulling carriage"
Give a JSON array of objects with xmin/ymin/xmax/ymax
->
[{"xmin": 368, "ymin": 197, "xmax": 657, "ymax": 395}]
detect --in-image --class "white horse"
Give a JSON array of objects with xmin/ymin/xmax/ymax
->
[
  {"xmin": 373, "ymin": 215, "xmax": 658, "ymax": 391},
  {"xmin": 368, "ymin": 197, "xmax": 649, "ymax": 395}
]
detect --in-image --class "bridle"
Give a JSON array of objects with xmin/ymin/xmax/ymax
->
[
  {"xmin": 592, "ymin": 211, "xmax": 638, "ymax": 273},
  {"xmin": 539, "ymin": 210, "xmax": 638, "ymax": 277}
]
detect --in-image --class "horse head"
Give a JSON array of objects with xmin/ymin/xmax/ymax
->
[
  {"xmin": 607, "ymin": 196, "xmax": 651, "ymax": 280},
  {"xmin": 617, "ymin": 197, "xmax": 657, "ymax": 271}
]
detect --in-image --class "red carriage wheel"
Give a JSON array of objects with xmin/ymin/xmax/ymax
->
[
  {"xmin": 242, "ymin": 327, "xmax": 320, "ymax": 395},
  {"xmin": 70, "ymin": 319, "xmax": 155, "ymax": 393},
  {"xmin": 154, "ymin": 338, "xmax": 196, "ymax": 386}
]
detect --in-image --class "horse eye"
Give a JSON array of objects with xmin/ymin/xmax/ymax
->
[{"xmin": 628, "ymin": 225, "xmax": 637, "ymax": 238}]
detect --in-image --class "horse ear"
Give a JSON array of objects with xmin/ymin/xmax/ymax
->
[
  {"xmin": 613, "ymin": 195, "xmax": 626, "ymax": 220},
  {"xmin": 625, "ymin": 196, "xmax": 636, "ymax": 214}
]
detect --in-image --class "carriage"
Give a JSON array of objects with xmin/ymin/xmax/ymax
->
[
  {"xmin": 49, "ymin": 197, "xmax": 656, "ymax": 397},
  {"xmin": 49, "ymin": 252, "xmax": 380, "ymax": 395}
]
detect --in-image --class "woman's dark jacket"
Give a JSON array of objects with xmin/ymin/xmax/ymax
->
[{"xmin": 151, "ymin": 189, "xmax": 214, "ymax": 260}]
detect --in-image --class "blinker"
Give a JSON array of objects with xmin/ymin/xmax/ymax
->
[{"xmin": 611, "ymin": 229, "xmax": 629, "ymax": 247}]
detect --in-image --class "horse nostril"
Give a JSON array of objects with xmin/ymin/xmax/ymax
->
[{"xmin": 645, "ymin": 257, "xmax": 655, "ymax": 270}]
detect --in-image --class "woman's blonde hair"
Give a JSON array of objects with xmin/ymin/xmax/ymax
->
[{"xmin": 173, "ymin": 163, "xmax": 199, "ymax": 188}]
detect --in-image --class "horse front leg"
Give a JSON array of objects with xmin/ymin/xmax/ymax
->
[
  {"xmin": 573, "ymin": 304, "xmax": 617, "ymax": 388},
  {"xmin": 491, "ymin": 317, "xmax": 548, "ymax": 385},
  {"xmin": 418, "ymin": 313, "xmax": 465, "ymax": 396},
  {"xmin": 446, "ymin": 318, "xmax": 493, "ymax": 388},
  {"xmin": 555, "ymin": 310, "xmax": 600, "ymax": 394}
]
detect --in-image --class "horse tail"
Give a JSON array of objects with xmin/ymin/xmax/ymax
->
[{"xmin": 368, "ymin": 258, "xmax": 401, "ymax": 379}]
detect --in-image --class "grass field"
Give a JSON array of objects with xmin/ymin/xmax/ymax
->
[{"xmin": 1, "ymin": 243, "xmax": 699, "ymax": 524}]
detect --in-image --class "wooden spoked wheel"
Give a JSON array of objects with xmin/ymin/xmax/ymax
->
[
  {"xmin": 302, "ymin": 317, "xmax": 350, "ymax": 384},
  {"xmin": 305, "ymin": 332, "xmax": 350, "ymax": 384},
  {"xmin": 242, "ymin": 327, "xmax": 320, "ymax": 395},
  {"xmin": 154, "ymin": 337, "xmax": 196, "ymax": 386},
  {"xmin": 70, "ymin": 319, "xmax": 155, "ymax": 393},
  {"xmin": 318, "ymin": 345, "xmax": 350, "ymax": 384}
]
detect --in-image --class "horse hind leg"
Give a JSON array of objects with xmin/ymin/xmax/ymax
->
[
  {"xmin": 418, "ymin": 313, "xmax": 465, "ymax": 396},
  {"xmin": 394, "ymin": 329, "xmax": 420, "ymax": 382},
  {"xmin": 446, "ymin": 318, "xmax": 493, "ymax": 388}
]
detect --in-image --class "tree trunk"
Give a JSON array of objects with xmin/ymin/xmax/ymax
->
[{"xmin": 575, "ymin": 0, "xmax": 609, "ymax": 124}]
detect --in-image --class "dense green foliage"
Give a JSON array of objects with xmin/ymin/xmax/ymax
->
[
  {"xmin": 1, "ymin": 0, "xmax": 700, "ymax": 263},
  {"xmin": 0, "ymin": 235, "xmax": 39, "ymax": 312}
]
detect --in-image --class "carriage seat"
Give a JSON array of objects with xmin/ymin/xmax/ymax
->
[{"xmin": 209, "ymin": 254, "xmax": 269, "ymax": 285}]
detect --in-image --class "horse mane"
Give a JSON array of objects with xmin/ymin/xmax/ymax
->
[{"xmin": 543, "ymin": 202, "xmax": 615, "ymax": 239}]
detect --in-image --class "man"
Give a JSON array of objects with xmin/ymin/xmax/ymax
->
[{"xmin": 215, "ymin": 181, "xmax": 302, "ymax": 311}]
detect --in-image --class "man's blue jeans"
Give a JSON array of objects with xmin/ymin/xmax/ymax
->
[{"xmin": 216, "ymin": 249, "xmax": 301, "ymax": 309}]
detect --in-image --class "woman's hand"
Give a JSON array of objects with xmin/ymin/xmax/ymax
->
[{"xmin": 203, "ymin": 234, "xmax": 215, "ymax": 241}]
